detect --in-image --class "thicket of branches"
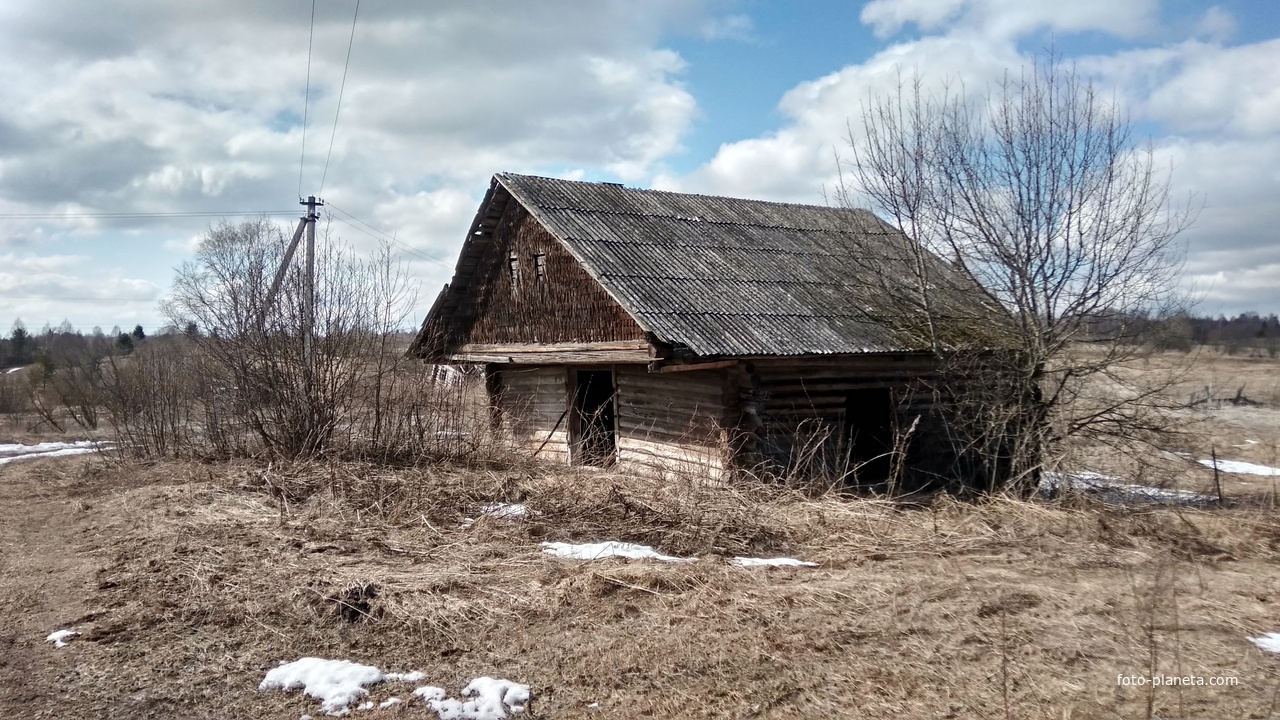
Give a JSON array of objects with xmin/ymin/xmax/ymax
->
[{"xmin": 838, "ymin": 55, "xmax": 1196, "ymax": 491}]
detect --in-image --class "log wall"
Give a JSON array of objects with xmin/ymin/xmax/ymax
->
[
  {"xmin": 492, "ymin": 363, "xmax": 730, "ymax": 479},
  {"xmin": 740, "ymin": 355, "xmax": 956, "ymax": 487},
  {"xmin": 614, "ymin": 365, "xmax": 728, "ymax": 480},
  {"xmin": 496, "ymin": 366, "xmax": 571, "ymax": 464}
]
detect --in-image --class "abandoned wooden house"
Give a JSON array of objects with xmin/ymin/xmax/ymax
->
[{"xmin": 409, "ymin": 173, "xmax": 1013, "ymax": 489}]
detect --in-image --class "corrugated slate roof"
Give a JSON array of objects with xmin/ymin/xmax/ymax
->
[{"xmin": 490, "ymin": 173, "xmax": 1003, "ymax": 357}]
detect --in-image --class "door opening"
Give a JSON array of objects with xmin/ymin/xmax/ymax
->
[
  {"xmin": 845, "ymin": 388, "xmax": 895, "ymax": 482},
  {"xmin": 572, "ymin": 369, "xmax": 616, "ymax": 467}
]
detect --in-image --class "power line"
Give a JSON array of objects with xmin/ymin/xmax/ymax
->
[
  {"xmin": 324, "ymin": 202, "xmax": 454, "ymax": 270},
  {"xmin": 0, "ymin": 210, "xmax": 297, "ymax": 220},
  {"xmin": 319, "ymin": 0, "xmax": 360, "ymax": 196},
  {"xmin": 297, "ymin": 0, "xmax": 317, "ymax": 197}
]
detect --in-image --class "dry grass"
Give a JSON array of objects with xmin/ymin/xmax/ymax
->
[
  {"xmin": 4, "ymin": 450, "xmax": 1280, "ymax": 719},
  {"xmin": 6, "ymin": 348, "xmax": 1280, "ymax": 718}
]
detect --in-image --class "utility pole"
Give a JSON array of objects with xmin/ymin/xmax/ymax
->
[{"xmin": 302, "ymin": 195, "xmax": 322, "ymax": 376}]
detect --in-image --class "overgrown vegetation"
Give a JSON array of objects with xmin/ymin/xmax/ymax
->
[{"xmin": 838, "ymin": 53, "xmax": 1197, "ymax": 492}]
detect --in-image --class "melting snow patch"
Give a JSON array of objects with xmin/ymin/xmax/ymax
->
[
  {"xmin": 1249, "ymin": 633, "xmax": 1280, "ymax": 654},
  {"xmin": 45, "ymin": 629, "xmax": 77, "ymax": 648},
  {"xmin": 1041, "ymin": 471, "xmax": 1212, "ymax": 506},
  {"xmin": 259, "ymin": 658, "xmax": 425, "ymax": 717},
  {"xmin": 482, "ymin": 503, "xmax": 528, "ymax": 519},
  {"xmin": 414, "ymin": 678, "xmax": 530, "ymax": 720},
  {"xmin": 380, "ymin": 697, "xmax": 402, "ymax": 709},
  {"xmin": 733, "ymin": 556, "xmax": 818, "ymax": 568},
  {"xmin": 462, "ymin": 503, "xmax": 530, "ymax": 528},
  {"xmin": 1200, "ymin": 458, "xmax": 1280, "ymax": 476},
  {"xmin": 0, "ymin": 440, "xmax": 110, "ymax": 466},
  {"xmin": 541, "ymin": 540, "xmax": 688, "ymax": 563}
]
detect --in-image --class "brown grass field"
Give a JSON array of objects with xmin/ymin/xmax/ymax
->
[{"xmin": 4, "ymin": 351, "xmax": 1280, "ymax": 718}]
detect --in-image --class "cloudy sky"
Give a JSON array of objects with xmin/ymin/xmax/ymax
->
[{"xmin": 1, "ymin": 0, "xmax": 1278, "ymax": 335}]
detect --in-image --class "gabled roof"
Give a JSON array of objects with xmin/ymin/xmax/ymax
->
[{"xmin": 415, "ymin": 173, "xmax": 1006, "ymax": 358}]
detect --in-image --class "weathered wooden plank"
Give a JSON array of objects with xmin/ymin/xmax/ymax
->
[{"xmin": 655, "ymin": 359, "xmax": 739, "ymax": 373}]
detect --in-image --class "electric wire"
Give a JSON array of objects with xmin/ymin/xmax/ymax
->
[
  {"xmin": 297, "ymin": 0, "xmax": 316, "ymax": 197},
  {"xmin": 324, "ymin": 204, "xmax": 453, "ymax": 270},
  {"xmin": 0, "ymin": 210, "xmax": 297, "ymax": 220},
  {"xmin": 318, "ymin": 0, "xmax": 360, "ymax": 196}
]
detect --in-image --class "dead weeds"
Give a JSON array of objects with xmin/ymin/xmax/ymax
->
[{"xmin": 5, "ymin": 455, "xmax": 1280, "ymax": 718}]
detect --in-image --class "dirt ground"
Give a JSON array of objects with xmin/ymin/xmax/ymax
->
[
  {"xmin": 3, "ymin": 450, "xmax": 1280, "ymax": 719},
  {"xmin": 4, "ymin": 350, "xmax": 1280, "ymax": 719}
]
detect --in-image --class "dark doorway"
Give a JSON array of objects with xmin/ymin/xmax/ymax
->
[
  {"xmin": 572, "ymin": 370, "xmax": 616, "ymax": 467},
  {"xmin": 845, "ymin": 388, "xmax": 895, "ymax": 482}
]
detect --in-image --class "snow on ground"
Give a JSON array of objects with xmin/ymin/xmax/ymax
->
[
  {"xmin": 1041, "ymin": 471, "xmax": 1213, "ymax": 506},
  {"xmin": 4, "ymin": 366, "xmax": 23, "ymax": 374},
  {"xmin": 462, "ymin": 503, "xmax": 530, "ymax": 528},
  {"xmin": 413, "ymin": 678, "xmax": 530, "ymax": 720},
  {"xmin": 542, "ymin": 540, "xmax": 818, "ymax": 567},
  {"xmin": 44, "ymin": 629, "xmax": 77, "ymax": 648},
  {"xmin": 0, "ymin": 440, "xmax": 110, "ymax": 466},
  {"xmin": 260, "ymin": 658, "xmax": 384, "ymax": 715},
  {"xmin": 1249, "ymin": 632, "xmax": 1280, "ymax": 653},
  {"xmin": 481, "ymin": 503, "xmax": 528, "ymax": 519},
  {"xmin": 1200, "ymin": 458, "xmax": 1280, "ymax": 476},
  {"xmin": 733, "ymin": 557, "xmax": 819, "ymax": 567},
  {"xmin": 260, "ymin": 658, "xmax": 530, "ymax": 719},
  {"xmin": 541, "ymin": 540, "xmax": 689, "ymax": 563}
]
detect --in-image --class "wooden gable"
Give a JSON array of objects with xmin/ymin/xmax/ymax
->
[{"xmin": 420, "ymin": 197, "xmax": 651, "ymax": 363}]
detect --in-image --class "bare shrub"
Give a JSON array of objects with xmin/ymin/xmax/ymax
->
[
  {"xmin": 839, "ymin": 54, "xmax": 1196, "ymax": 491},
  {"xmin": 161, "ymin": 218, "xmax": 425, "ymax": 460},
  {"xmin": 100, "ymin": 337, "xmax": 199, "ymax": 458}
]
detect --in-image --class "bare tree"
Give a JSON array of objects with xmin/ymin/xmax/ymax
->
[
  {"xmin": 161, "ymin": 218, "xmax": 419, "ymax": 458},
  {"xmin": 838, "ymin": 56, "xmax": 1196, "ymax": 491}
]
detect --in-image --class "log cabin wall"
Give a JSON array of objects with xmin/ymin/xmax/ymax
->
[
  {"xmin": 614, "ymin": 366, "xmax": 729, "ymax": 481},
  {"xmin": 441, "ymin": 202, "xmax": 646, "ymax": 348},
  {"xmin": 491, "ymin": 363, "xmax": 731, "ymax": 479},
  {"xmin": 740, "ymin": 355, "xmax": 957, "ymax": 487},
  {"xmin": 493, "ymin": 365, "xmax": 571, "ymax": 464}
]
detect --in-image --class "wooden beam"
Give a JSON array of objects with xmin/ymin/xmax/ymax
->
[{"xmin": 654, "ymin": 359, "xmax": 739, "ymax": 374}]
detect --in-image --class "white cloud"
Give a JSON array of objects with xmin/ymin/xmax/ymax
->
[
  {"xmin": 0, "ymin": 0, "xmax": 713, "ymax": 329},
  {"xmin": 1195, "ymin": 6, "xmax": 1237, "ymax": 44},
  {"xmin": 860, "ymin": 0, "xmax": 1159, "ymax": 40},
  {"xmin": 697, "ymin": 14, "xmax": 755, "ymax": 41},
  {"xmin": 662, "ymin": 36, "xmax": 1020, "ymax": 202}
]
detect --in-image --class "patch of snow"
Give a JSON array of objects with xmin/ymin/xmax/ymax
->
[
  {"xmin": 259, "ymin": 658, "xmax": 426, "ymax": 717},
  {"xmin": 481, "ymin": 503, "xmax": 528, "ymax": 519},
  {"xmin": 356, "ymin": 701, "xmax": 375, "ymax": 711},
  {"xmin": 414, "ymin": 678, "xmax": 530, "ymax": 720},
  {"xmin": 1200, "ymin": 458, "xmax": 1280, "ymax": 476},
  {"xmin": 380, "ymin": 697, "xmax": 402, "ymax": 709},
  {"xmin": 4, "ymin": 366, "xmax": 23, "ymax": 374},
  {"xmin": 414, "ymin": 686, "xmax": 447, "ymax": 702},
  {"xmin": 462, "ymin": 503, "xmax": 530, "ymax": 529},
  {"xmin": 1249, "ymin": 632, "xmax": 1280, "ymax": 653},
  {"xmin": 1041, "ymin": 471, "xmax": 1213, "ymax": 506},
  {"xmin": 541, "ymin": 540, "xmax": 689, "ymax": 563},
  {"xmin": 733, "ymin": 556, "xmax": 818, "ymax": 568},
  {"xmin": 0, "ymin": 440, "xmax": 110, "ymax": 466},
  {"xmin": 387, "ymin": 671, "xmax": 426, "ymax": 683},
  {"xmin": 45, "ymin": 629, "xmax": 77, "ymax": 648}
]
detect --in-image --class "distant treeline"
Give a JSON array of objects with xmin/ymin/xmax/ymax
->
[
  {"xmin": 1, "ymin": 319, "xmax": 154, "ymax": 370},
  {"xmin": 3, "ymin": 310, "xmax": 1279, "ymax": 370},
  {"xmin": 1152, "ymin": 312, "xmax": 1280, "ymax": 355}
]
